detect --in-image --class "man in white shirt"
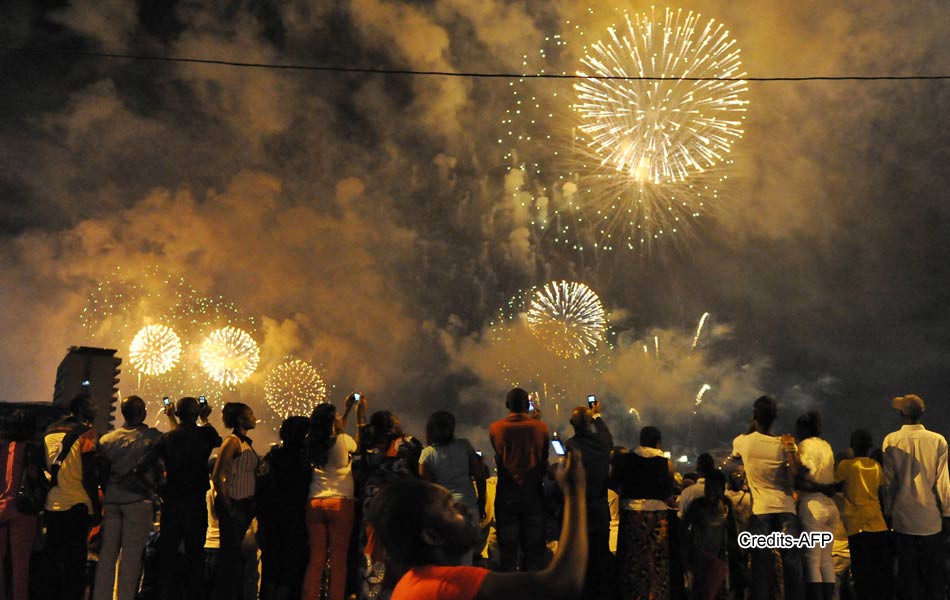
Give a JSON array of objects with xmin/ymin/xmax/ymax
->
[
  {"xmin": 882, "ymin": 394, "xmax": 950, "ymax": 600},
  {"xmin": 731, "ymin": 395, "xmax": 805, "ymax": 600}
]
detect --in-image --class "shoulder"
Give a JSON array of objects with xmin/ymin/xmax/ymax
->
[{"xmin": 395, "ymin": 565, "xmax": 490, "ymax": 600}]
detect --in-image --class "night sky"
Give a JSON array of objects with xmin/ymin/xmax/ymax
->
[{"xmin": 2, "ymin": 0, "xmax": 950, "ymax": 455}]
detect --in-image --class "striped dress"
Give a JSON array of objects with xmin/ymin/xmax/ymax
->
[{"xmin": 225, "ymin": 435, "xmax": 259, "ymax": 500}]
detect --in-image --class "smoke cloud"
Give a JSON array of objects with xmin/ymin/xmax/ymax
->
[{"xmin": 2, "ymin": 1, "xmax": 950, "ymax": 450}]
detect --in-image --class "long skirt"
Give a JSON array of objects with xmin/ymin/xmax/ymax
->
[{"xmin": 617, "ymin": 509, "xmax": 670, "ymax": 600}]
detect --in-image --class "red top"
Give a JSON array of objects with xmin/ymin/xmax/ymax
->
[
  {"xmin": 489, "ymin": 413, "xmax": 549, "ymax": 489},
  {"xmin": 392, "ymin": 565, "xmax": 489, "ymax": 600},
  {"xmin": 0, "ymin": 441, "xmax": 27, "ymax": 521}
]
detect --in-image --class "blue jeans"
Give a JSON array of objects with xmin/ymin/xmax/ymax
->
[{"xmin": 748, "ymin": 512, "xmax": 805, "ymax": 600}]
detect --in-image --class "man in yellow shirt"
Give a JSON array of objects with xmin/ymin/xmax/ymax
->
[
  {"xmin": 834, "ymin": 428, "xmax": 890, "ymax": 600},
  {"xmin": 43, "ymin": 393, "xmax": 100, "ymax": 600}
]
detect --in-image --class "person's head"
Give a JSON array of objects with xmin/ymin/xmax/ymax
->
[
  {"xmin": 569, "ymin": 406, "xmax": 593, "ymax": 434},
  {"xmin": 177, "ymin": 397, "xmax": 200, "ymax": 423},
  {"xmin": 696, "ymin": 453, "xmax": 715, "ymax": 479},
  {"xmin": 704, "ymin": 469, "xmax": 727, "ymax": 501},
  {"xmin": 308, "ymin": 403, "xmax": 338, "ymax": 467},
  {"xmin": 426, "ymin": 411, "xmax": 456, "ymax": 446},
  {"xmin": 279, "ymin": 416, "xmax": 311, "ymax": 447},
  {"xmin": 795, "ymin": 411, "xmax": 822, "ymax": 441},
  {"xmin": 369, "ymin": 478, "xmax": 480, "ymax": 567},
  {"xmin": 639, "ymin": 425, "xmax": 662, "ymax": 449},
  {"xmin": 368, "ymin": 410, "xmax": 402, "ymax": 447},
  {"xmin": 69, "ymin": 393, "xmax": 96, "ymax": 423},
  {"xmin": 892, "ymin": 394, "xmax": 925, "ymax": 423},
  {"xmin": 506, "ymin": 388, "xmax": 530, "ymax": 413},
  {"xmin": 849, "ymin": 428, "xmax": 873, "ymax": 458},
  {"xmin": 120, "ymin": 395, "xmax": 147, "ymax": 426},
  {"xmin": 222, "ymin": 402, "xmax": 255, "ymax": 432},
  {"xmin": 752, "ymin": 395, "xmax": 777, "ymax": 431},
  {"xmin": 1, "ymin": 410, "xmax": 35, "ymax": 442}
]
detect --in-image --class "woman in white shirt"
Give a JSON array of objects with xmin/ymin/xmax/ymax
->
[
  {"xmin": 794, "ymin": 411, "xmax": 840, "ymax": 600},
  {"xmin": 303, "ymin": 399, "xmax": 360, "ymax": 600}
]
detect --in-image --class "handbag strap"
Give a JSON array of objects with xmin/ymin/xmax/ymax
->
[{"xmin": 49, "ymin": 430, "xmax": 83, "ymax": 487}]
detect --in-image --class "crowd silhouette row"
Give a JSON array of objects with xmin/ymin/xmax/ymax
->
[{"xmin": 0, "ymin": 388, "xmax": 945, "ymax": 600}]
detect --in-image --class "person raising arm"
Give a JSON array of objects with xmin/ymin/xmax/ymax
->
[{"xmin": 370, "ymin": 448, "xmax": 588, "ymax": 600}]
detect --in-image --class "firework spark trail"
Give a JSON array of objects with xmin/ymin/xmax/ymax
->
[
  {"xmin": 526, "ymin": 281, "xmax": 607, "ymax": 358},
  {"xmin": 129, "ymin": 324, "xmax": 182, "ymax": 376},
  {"xmin": 691, "ymin": 312, "xmax": 710, "ymax": 351},
  {"xmin": 199, "ymin": 326, "xmax": 260, "ymax": 387},
  {"xmin": 694, "ymin": 383, "xmax": 712, "ymax": 410},
  {"xmin": 654, "ymin": 335, "xmax": 660, "ymax": 361}
]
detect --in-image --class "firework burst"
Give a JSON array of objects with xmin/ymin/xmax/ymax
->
[
  {"xmin": 502, "ymin": 7, "xmax": 748, "ymax": 254},
  {"xmin": 574, "ymin": 8, "xmax": 748, "ymax": 183},
  {"xmin": 264, "ymin": 359, "xmax": 328, "ymax": 419},
  {"xmin": 129, "ymin": 324, "xmax": 182, "ymax": 376},
  {"xmin": 199, "ymin": 327, "xmax": 260, "ymax": 387},
  {"xmin": 526, "ymin": 280, "xmax": 607, "ymax": 358}
]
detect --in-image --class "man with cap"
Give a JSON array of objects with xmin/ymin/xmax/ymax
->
[{"xmin": 882, "ymin": 394, "xmax": 950, "ymax": 600}]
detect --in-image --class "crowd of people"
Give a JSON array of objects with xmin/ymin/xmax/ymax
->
[{"xmin": 0, "ymin": 388, "xmax": 946, "ymax": 600}]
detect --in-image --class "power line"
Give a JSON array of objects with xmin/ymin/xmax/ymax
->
[{"xmin": 2, "ymin": 45, "xmax": 950, "ymax": 82}]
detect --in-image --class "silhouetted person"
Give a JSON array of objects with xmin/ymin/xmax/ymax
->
[
  {"xmin": 43, "ymin": 392, "xmax": 100, "ymax": 600},
  {"xmin": 566, "ymin": 399, "xmax": 613, "ymax": 600},
  {"xmin": 489, "ymin": 387, "xmax": 550, "ymax": 572},
  {"xmin": 682, "ymin": 470, "xmax": 736, "ymax": 600},
  {"xmin": 0, "ymin": 410, "xmax": 40, "ymax": 600},
  {"xmin": 793, "ymin": 411, "xmax": 839, "ymax": 600},
  {"xmin": 609, "ymin": 425, "xmax": 675, "ymax": 600},
  {"xmin": 882, "ymin": 394, "xmax": 950, "ymax": 600},
  {"xmin": 369, "ymin": 449, "xmax": 588, "ymax": 600},
  {"xmin": 678, "ymin": 453, "xmax": 716, "ymax": 519},
  {"xmin": 835, "ymin": 429, "xmax": 890, "ymax": 600},
  {"xmin": 731, "ymin": 395, "xmax": 805, "ymax": 600},
  {"xmin": 420, "ymin": 410, "xmax": 487, "ymax": 565},
  {"xmin": 303, "ymin": 401, "xmax": 358, "ymax": 600},
  {"xmin": 211, "ymin": 402, "xmax": 259, "ymax": 600},
  {"xmin": 95, "ymin": 395, "xmax": 161, "ymax": 600},
  {"xmin": 136, "ymin": 397, "xmax": 220, "ymax": 600},
  {"xmin": 257, "ymin": 416, "xmax": 310, "ymax": 600}
]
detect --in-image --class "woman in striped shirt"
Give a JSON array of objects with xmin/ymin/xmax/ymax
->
[{"xmin": 211, "ymin": 402, "xmax": 260, "ymax": 600}]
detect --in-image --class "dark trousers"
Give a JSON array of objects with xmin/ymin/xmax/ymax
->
[
  {"xmin": 44, "ymin": 504, "xmax": 90, "ymax": 600},
  {"xmin": 213, "ymin": 496, "xmax": 255, "ymax": 600},
  {"xmin": 749, "ymin": 512, "xmax": 805, "ymax": 600},
  {"xmin": 848, "ymin": 530, "xmax": 890, "ymax": 600},
  {"xmin": 158, "ymin": 496, "xmax": 208, "ymax": 600},
  {"xmin": 582, "ymin": 525, "xmax": 611, "ymax": 600},
  {"xmin": 495, "ymin": 492, "xmax": 546, "ymax": 572},
  {"xmin": 895, "ymin": 531, "xmax": 945, "ymax": 600}
]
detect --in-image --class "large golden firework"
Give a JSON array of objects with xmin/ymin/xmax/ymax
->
[
  {"xmin": 199, "ymin": 326, "xmax": 260, "ymax": 387},
  {"xmin": 129, "ymin": 324, "xmax": 182, "ymax": 376}
]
